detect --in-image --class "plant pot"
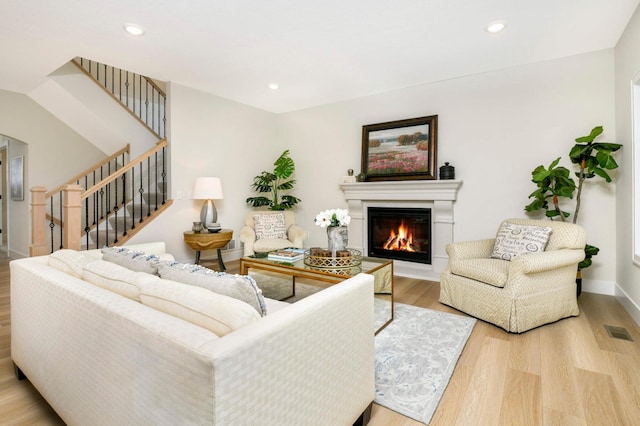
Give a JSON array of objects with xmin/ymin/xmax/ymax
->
[{"xmin": 576, "ymin": 269, "xmax": 582, "ymax": 297}]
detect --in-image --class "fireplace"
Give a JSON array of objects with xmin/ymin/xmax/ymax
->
[
  {"xmin": 367, "ymin": 207, "xmax": 431, "ymax": 264},
  {"xmin": 340, "ymin": 180, "xmax": 461, "ymax": 280}
]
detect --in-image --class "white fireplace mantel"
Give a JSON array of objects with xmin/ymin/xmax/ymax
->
[{"xmin": 340, "ymin": 180, "xmax": 462, "ymax": 281}]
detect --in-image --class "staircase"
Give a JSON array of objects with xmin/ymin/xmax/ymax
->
[{"xmin": 30, "ymin": 58, "xmax": 172, "ymax": 255}]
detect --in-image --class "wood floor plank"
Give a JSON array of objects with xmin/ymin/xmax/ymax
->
[
  {"xmin": 566, "ymin": 306, "xmax": 611, "ymax": 375},
  {"xmin": 539, "ymin": 320, "xmax": 585, "ymax": 420},
  {"xmin": 499, "ymin": 368, "xmax": 542, "ymax": 425},
  {"xmin": 455, "ymin": 336, "xmax": 511, "ymax": 425},
  {"xmin": 429, "ymin": 363, "xmax": 473, "ymax": 425},
  {"xmin": 575, "ymin": 368, "xmax": 628, "ymax": 425},
  {"xmin": 601, "ymin": 350, "xmax": 640, "ymax": 424},
  {"xmin": 543, "ymin": 407, "xmax": 587, "ymax": 426},
  {"xmin": 507, "ymin": 325, "xmax": 542, "ymax": 376}
]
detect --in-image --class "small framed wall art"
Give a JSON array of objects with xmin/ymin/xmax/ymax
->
[
  {"xmin": 10, "ymin": 155, "xmax": 24, "ymax": 201},
  {"xmin": 361, "ymin": 115, "xmax": 438, "ymax": 181}
]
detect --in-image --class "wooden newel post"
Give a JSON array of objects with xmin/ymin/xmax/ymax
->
[
  {"xmin": 29, "ymin": 187, "xmax": 48, "ymax": 257},
  {"xmin": 63, "ymin": 184, "xmax": 83, "ymax": 251}
]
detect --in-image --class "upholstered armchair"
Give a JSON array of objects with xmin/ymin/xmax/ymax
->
[
  {"xmin": 239, "ymin": 211, "xmax": 308, "ymax": 256},
  {"xmin": 439, "ymin": 218, "xmax": 586, "ymax": 333}
]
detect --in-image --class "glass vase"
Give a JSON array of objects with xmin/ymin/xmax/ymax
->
[{"xmin": 327, "ymin": 226, "xmax": 348, "ymax": 256}]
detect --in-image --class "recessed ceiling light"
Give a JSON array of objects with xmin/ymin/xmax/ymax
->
[
  {"xmin": 486, "ymin": 21, "xmax": 507, "ymax": 33},
  {"xmin": 268, "ymin": 83, "xmax": 279, "ymax": 90},
  {"xmin": 123, "ymin": 23, "xmax": 145, "ymax": 36}
]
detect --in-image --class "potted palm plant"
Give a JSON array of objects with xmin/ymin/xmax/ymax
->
[
  {"xmin": 246, "ymin": 149, "xmax": 301, "ymax": 210},
  {"xmin": 524, "ymin": 126, "xmax": 622, "ymax": 295}
]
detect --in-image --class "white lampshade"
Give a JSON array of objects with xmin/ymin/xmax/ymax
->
[
  {"xmin": 192, "ymin": 177, "xmax": 224, "ymax": 200},
  {"xmin": 192, "ymin": 177, "xmax": 224, "ymax": 227}
]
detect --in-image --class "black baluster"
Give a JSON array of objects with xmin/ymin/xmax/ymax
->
[
  {"xmin": 133, "ymin": 73, "xmax": 136, "ymax": 117},
  {"xmin": 59, "ymin": 192, "xmax": 63, "ymax": 250},
  {"xmin": 122, "ymin": 173, "xmax": 128, "ymax": 235},
  {"xmin": 116, "ymin": 174, "xmax": 127, "ymax": 237},
  {"xmin": 139, "ymin": 162, "xmax": 144, "ymax": 223},
  {"xmin": 161, "ymin": 145, "xmax": 166, "ymax": 204},
  {"xmin": 130, "ymin": 167, "xmax": 136, "ymax": 229},
  {"xmin": 163, "ymin": 97, "xmax": 167, "ymax": 138},
  {"xmin": 84, "ymin": 192, "xmax": 91, "ymax": 250},
  {"xmin": 49, "ymin": 196, "xmax": 55, "ymax": 253},
  {"xmin": 154, "ymin": 151, "xmax": 158, "ymax": 210}
]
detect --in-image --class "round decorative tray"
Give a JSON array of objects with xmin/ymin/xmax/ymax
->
[{"xmin": 304, "ymin": 248, "xmax": 363, "ymax": 268}]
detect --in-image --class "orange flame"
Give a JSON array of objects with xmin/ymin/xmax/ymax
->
[{"xmin": 382, "ymin": 221, "xmax": 415, "ymax": 252}]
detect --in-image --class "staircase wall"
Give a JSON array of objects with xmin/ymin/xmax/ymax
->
[{"xmin": 29, "ymin": 61, "xmax": 159, "ymax": 157}]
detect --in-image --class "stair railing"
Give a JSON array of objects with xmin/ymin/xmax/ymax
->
[
  {"xmin": 30, "ymin": 140, "xmax": 168, "ymax": 255},
  {"xmin": 39, "ymin": 145, "xmax": 130, "ymax": 252},
  {"xmin": 72, "ymin": 57, "xmax": 167, "ymax": 139}
]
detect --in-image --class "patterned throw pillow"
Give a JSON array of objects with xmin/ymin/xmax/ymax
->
[
  {"xmin": 254, "ymin": 213, "xmax": 287, "ymax": 240},
  {"xmin": 158, "ymin": 262, "xmax": 267, "ymax": 316},
  {"xmin": 101, "ymin": 247, "xmax": 162, "ymax": 275},
  {"xmin": 490, "ymin": 222, "xmax": 552, "ymax": 261}
]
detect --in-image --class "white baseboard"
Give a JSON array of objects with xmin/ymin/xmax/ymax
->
[
  {"xmin": 581, "ymin": 279, "xmax": 615, "ymax": 296},
  {"xmin": 615, "ymin": 284, "xmax": 640, "ymax": 327}
]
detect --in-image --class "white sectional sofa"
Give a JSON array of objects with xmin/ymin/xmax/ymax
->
[{"xmin": 11, "ymin": 242, "xmax": 375, "ymax": 425}]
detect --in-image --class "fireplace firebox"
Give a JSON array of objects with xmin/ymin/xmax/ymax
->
[{"xmin": 367, "ymin": 207, "xmax": 431, "ymax": 264}]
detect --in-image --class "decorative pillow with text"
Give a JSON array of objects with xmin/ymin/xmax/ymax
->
[
  {"xmin": 253, "ymin": 213, "xmax": 287, "ymax": 240},
  {"xmin": 491, "ymin": 222, "xmax": 552, "ymax": 261}
]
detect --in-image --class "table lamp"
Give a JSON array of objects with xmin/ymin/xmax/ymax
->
[{"xmin": 192, "ymin": 177, "xmax": 224, "ymax": 227}]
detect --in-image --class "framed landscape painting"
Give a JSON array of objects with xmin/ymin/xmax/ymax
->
[{"xmin": 361, "ymin": 115, "xmax": 438, "ymax": 181}]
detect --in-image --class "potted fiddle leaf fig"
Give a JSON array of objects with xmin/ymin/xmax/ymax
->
[
  {"xmin": 524, "ymin": 126, "xmax": 622, "ymax": 295},
  {"xmin": 246, "ymin": 149, "xmax": 301, "ymax": 211}
]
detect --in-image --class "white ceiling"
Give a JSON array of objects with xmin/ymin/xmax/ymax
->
[{"xmin": 1, "ymin": 0, "xmax": 638, "ymax": 113}]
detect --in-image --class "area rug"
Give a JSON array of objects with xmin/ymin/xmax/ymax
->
[
  {"xmin": 250, "ymin": 270, "xmax": 391, "ymax": 331},
  {"xmin": 375, "ymin": 303, "xmax": 476, "ymax": 424},
  {"xmin": 251, "ymin": 270, "xmax": 476, "ymax": 424}
]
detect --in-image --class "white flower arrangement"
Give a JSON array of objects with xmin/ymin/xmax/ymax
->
[{"xmin": 314, "ymin": 208, "xmax": 351, "ymax": 228}]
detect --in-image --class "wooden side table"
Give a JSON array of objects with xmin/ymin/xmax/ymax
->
[{"xmin": 183, "ymin": 229, "xmax": 233, "ymax": 271}]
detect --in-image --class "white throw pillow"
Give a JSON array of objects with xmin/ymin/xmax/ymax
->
[
  {"xmin": 158, "ymin": 262, "xmax": 267, "ymax": 316},
  {"xmin": 82, "ymin": 260, "xmax": 161, "ymax": 301},
  {"xmin": 140, "ymin": 279, "xmax": 260, "ymax": 337},
  {"xmin": 49, "ymin": 249, "xmax": 96, "ymax": 278},
  {"xmin": 253, "ymin": 213, "xmax": 287, "ymax": 240},
  {"xmin": 491, "ymin": 222, "xmax": 552, "ymax": 261}
]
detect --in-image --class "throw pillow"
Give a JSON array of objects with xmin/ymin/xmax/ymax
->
[
  {"xmin": 140, "ymin": 279, "xmax": 261, "ymax": 337},
  {"xmin": 491, "ymin": 222, "xmax": 553, "ymax": 261},
  {"xmin": 83, "ymin": 260, "xmax": 160, "ymax": 301},
  {"xmin": 101, "ymin": 247, "xmax": 162, "ymax": 275},
  {"xmin": 158, "ymin": 262, "xmax": 267, "ymax": 316},
  {"xmin": 49, "ymin": 249, "xmax": 96, "ymax": 278},
  {"xmin": 253, "ymin": 213, "xmax": 287, "ymax": 240}
]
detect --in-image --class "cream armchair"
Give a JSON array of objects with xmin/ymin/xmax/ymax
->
[
  {"xmin": 239, "ymin": 211, "xmax": 308, "ymax": 256},
  {"xmin": 439, "ymin": 218, "xmax": 586, "ymax": 333}
]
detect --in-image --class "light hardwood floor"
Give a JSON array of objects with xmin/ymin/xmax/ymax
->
[{"xmin": 2, "ymin": 253, "xmax": 640, "ymax": 425}]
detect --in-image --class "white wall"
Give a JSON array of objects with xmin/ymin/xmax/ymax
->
[
  {"xmin": 280, "ymin": 49, "xmax": 617, "ymax": 290},
  {"xmin": 0, "ymin": 89, "xmax": 106, "ymax": 257},
  {"xmin": 615, "ymin": 6, "xmax": 640, "ymax": 323},
  {"xmin": 126, "ymin": 82, "xmax": 281, "ymax": 263},
  {"xmin": 1, "ymin": 49, "xmax": 618, "ymax": 293}
]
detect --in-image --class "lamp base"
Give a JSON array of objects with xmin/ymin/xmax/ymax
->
[{"xmin": 200, "ymin": 200, "xmax": 218, "ymax": 228}]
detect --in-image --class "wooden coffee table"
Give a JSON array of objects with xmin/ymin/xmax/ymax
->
[{"xmin": 240, "ymin": 254, "xmax": 394, "ymax": 334}]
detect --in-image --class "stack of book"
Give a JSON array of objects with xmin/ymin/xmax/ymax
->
[{"xmin": 267, "ymin": 248, "xmax": 305, "ymax": 262}]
